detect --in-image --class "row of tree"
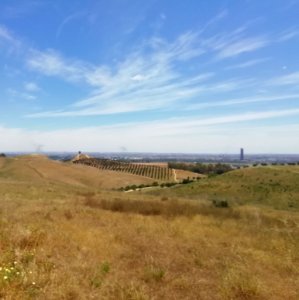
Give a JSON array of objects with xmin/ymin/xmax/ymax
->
[
  {"xmin": 168, "ymin": 162, "xmax": 233, "ymax": 175},
  {"xmin": 74, "ymin": 158, "xmax": 174, "ymax": 181}
]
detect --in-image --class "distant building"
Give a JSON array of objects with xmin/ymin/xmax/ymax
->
[
  {"xmin": 240, "ymin": 148, "xmax": 244, "ymax": 161},
  {"xmin": 72, "ymin": 151, "xmax": 91, "ymax": 162}
]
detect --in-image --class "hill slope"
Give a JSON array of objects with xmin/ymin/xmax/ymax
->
[
  {"xmin": 149, "ymin": 166, "xmax": 299, "ymax": 210},
  {"xmin": 0, "ymin": 156, "xmax": 154, "ymax": 190},
  {"xmin": 0, "ymin": 157, "xmax": 298, "ymax": 299}
]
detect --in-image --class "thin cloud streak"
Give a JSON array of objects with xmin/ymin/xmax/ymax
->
[
  {"xmin": 27, "ymin": 108, "xmax": 299, "ymax": 131},
  {"xmin": 216, "ymin": 36, "xmax": 269, "ymax": 59},
  {"xmin": 268, "ymin": 72, "xmax": 299, "ymax": 86},
  {"xmin": 56, "ymin": 12, "xmax": 86, "ymax": 38},
  {"xmin": 184, "ymin": 94, "xmax": 299, "ymax": 110},
  {"xmin": 277, "ymin": 28, "xmax": 299, "ymax": 42},
  {"xmin": 225, "ymin": 58, "xmax": 270, "ymax": 70},
  {"xmin": 4, "ymin": 109, "xmax": 299, "ymax": 153}
]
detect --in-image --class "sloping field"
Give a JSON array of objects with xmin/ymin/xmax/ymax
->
[
  {"xmin": 0, "ymin": 181, "xmax": 298, "ymax": 299},
  {"xmin": 150, "ymin": 166, "xmax": 299, "ymax": 210},
  {"xmin": 74, "ymin": 158, "xmax": 174, "ymax": 181},
  {"xmin": 0, "ymin": 156, "xmax": 154, "ymax": 190},
  {"xmin": 0, "ymin": 157, "xmax": 298, "ymax": 299}
]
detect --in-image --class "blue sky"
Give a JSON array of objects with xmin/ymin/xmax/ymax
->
[{"xmin": 1, "ymin": 0, "xmax": 299, "ymax": 153}]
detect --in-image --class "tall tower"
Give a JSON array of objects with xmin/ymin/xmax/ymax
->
[{"xmin": 240, "ymin": 148, "xmax": 244, "ymax": 161}]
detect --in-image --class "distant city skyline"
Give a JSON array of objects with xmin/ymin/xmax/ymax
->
[{"xmin": 1, "ymin": 0, "xmax": 299, "ymax": 153}]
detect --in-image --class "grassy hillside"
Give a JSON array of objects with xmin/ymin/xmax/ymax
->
[
  {"xmin": 149, "ymin": 166, "xmax": 299, "ymax": 210},
  {"xmin": 0, "ymin": 156, "xmax": 298, "ymax": 299},
  {"xmin": 0, "ymin": 156, "xmax": 154, "ymax": 190}
]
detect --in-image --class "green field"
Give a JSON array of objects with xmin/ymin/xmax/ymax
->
[{"xmin": 148, "ymin": 165, "xmax": 299, "ymax": 210}]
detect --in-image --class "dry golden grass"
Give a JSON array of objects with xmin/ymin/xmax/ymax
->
[
  {"xmin": 0, "ymin": 157, "xmax": 298, "ymax": 299},
  {"xmin": 0, "ymin": 156, "xmax": 153, "ymax": 189},
  {"xmin": 1, "ymin": 190, "xmax": 298, "ymax": 299}
]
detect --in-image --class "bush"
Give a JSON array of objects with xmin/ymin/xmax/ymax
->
[
  {"xmin": 212, "ymin": 199, "xmax": 229, "ymax": 208},
  {"xmin": 168, "ymin": 162, "xmax": 233, "ymax": 175},
  {"xmin": 165, "ymin": 182, "xmax": 176, "ymax": 187},
  {"xmin": 84, "ymin": 197, "xmax": 242, "ymax": 220},
  {"xmin": 182, "ymin": 178, "xmax": 193, "ymax": 184}
]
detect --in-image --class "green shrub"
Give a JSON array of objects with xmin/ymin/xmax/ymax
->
[{"xmin": 212, "ymin": 199, "xmax": 229, "ymax": 208}]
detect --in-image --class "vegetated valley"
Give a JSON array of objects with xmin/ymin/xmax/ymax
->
[{"xmin": 0, "ymin": 155, "xmax": 298, "ymax": 299}]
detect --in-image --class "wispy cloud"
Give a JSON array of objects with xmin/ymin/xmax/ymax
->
[
  {"xmin": 225, "ymin": 58, "xmax": 269, "ymax": 70},
  {"xmin": 268, "ymin": 72, "xmax": 299, "ymax": 86},
  {"xmin": 4, "ymin": 108, "xmax": 299, "ymax": 152},
  {"xmin": 24, "ymin": 82, "xmax": 40, "ymax": 92},
  {"xmin": 277, "ymin": 28, "xmax": 299, "ymax": 42},
  {"xmin": 27, "ymin": 29, "xmax": 267, "ymax": 118},
  {"xmin": 0, "ymin": 25, "xmax": 17, "ymax": 44},
  {"xmin": 185, "ymin": 94, "xmax": 299, "ymax": 110},
  {"xmin": 27, "ymin": 32, "xmax": 215, "ymax": 117},
  {"xmin": 25, "ymin": 22, "xmax": 296, "ymax": 118},
  {"xmin": 156, "ymin": 108, "xmax": 299, "ymax": 130},
  {"xmin": 7, "ymin": 88, "xmax": 36, "ymax": 101},
  {"xmin": 27, "ymin": 49, "xmax": 89, "ymax": 81},
  {"xmin": 56, "ymin": 12, "xmax": 86, "ymax": 38},
  {"xmin": 215, "ymin": 36, "xmax": 269, "ymax": 59},
  {"xmin": 200, "ymin": 25, "xmax": 270, "ymax": 60}
]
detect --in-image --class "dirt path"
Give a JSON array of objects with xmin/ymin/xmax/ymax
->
[
  {"xmin": 27, "ymin": 161, "xmax": 45, "ymax": 179},
  {"xmin": 124, "ymin": 186, "xmax": 159, "ymax": 193}
]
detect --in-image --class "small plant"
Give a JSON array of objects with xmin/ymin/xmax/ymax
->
[
  {"xmin": 90, "ymin": 261, "xmax": 111, "ymax": 289},
  {"xmin": 0, "ymin": 263, "xmax": 22, "ymax": 285},
  {"xmin": 0, "ymin": 261, "xmax": 38, "ymax": 294},
  {"xmin": 144, "ymin": 265, "xmax": 165, "ymax": 282},
  {"xmin": 100, "ymin": 261, "xmax": 110, "ymax": 275}
]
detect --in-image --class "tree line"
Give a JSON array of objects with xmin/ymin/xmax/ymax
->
[{"xmin": 168, "ymin": 162, "xmax": 233, "ymax": 175}]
